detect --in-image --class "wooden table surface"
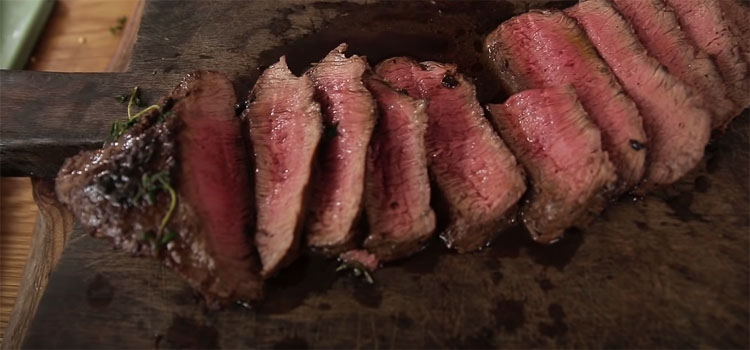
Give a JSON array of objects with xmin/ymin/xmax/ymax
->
[{"xmin": 0, "ymin": 0, "xmax": 137, "ymax": 342}]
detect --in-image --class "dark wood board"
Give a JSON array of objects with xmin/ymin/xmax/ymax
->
[{"xmin": 5, "ymin": 0, "xmax": 749, "ymax": 348}]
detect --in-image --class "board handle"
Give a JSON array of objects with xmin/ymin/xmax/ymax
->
[{"xmin": 0, "ymin": 70, "xmax": 180, "ymax": 176}]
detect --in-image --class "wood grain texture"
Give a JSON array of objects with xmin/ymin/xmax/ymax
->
[
  {"xmin": 2, "ymin": 180, "xmax": 73, "ymax": 350},
  {"xmin": 0, "ymin": 0, "xmax": 136, "ymax": 346},
  {"xmin": 0, "ymin": 179, "xmax": 35, "ymax": 343},
  {"xmin": 0, "ymin": 70, "xmax": 181, "ymax": 176}
]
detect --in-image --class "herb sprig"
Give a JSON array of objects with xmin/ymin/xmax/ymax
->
[
  {"xmin": 109, "ymin": 16, "xmax": 127, "ymax": 35},
  {"xmin": 336, "ymin": 263, "xmax": 375, "ymax": 284},
  {"xmin": 110, "ymin": 87, "xmax": 161, "ymax": 140},
  {"xmin": 135, "ymin": 171, "xmax": 179, "ymax": 252}
]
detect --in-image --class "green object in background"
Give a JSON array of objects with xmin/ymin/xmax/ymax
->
[{"xmin": 0, "ymin": 0, "xmax": 54, "ymax": 69}]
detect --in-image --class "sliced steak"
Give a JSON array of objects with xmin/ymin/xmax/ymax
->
[
  {"xmin": 719, "ymin": 0, "xmax": 750, "ymax": 66},
  {"xmin": 305, "ymin": 44, "xmax": 377, "ymax": 255},
  {"xmin": 375, "ymin": 58, "xmax": 526, "ymax": 252},
  {"xmin": 485, "ymin": 10, "xmax": 647, "ymax": 193},
  {"xmin": 56, "ymin": 71, "xmax": 263, "ymax": 306},
  {"xmin": 566, "ymin": 1, "xmax": 712, "ymax": 187},
  {"xmin": 246, "ymin": 57, "xmax": 323, "ymax": 277},
  {"xmin": 611, "ymin": 0, "xmax": 737, "ymax": 129},
  {"xmin": 361, "ymin": 75, "xmax": 435, "ymax": 262},
  {"xmin": 665, "ymin": 0, "xmax": 750, "ymax": 112},
  {"xmin": 487, "ymin": 86, "xmax": 617, "ymax": 243}
]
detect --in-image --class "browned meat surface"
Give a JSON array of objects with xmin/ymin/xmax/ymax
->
[
  {"xmin": 665, "ymin": 0, "xmax": 750, "ymax": 113},
  {"xmin": 719, "ymin": 0, "xmax": 750, "ymax": 67},
  {"xmin": 485, "ymin": 10, "xmax": 647, "ymax": 193},
  {"xmin": 567, "ymin": 0, "xmax": 712, "ymax": 187},
  {"xmin": 56, "ymin": 71, "xmax": 263, "ymax": 306},
  {"xmin": 487, "ymin": 86, "xmax": 617, "ymax": 243},
  {"xmin": 611, "ymin": 0, "xmax": 737, "ymax": 130},
  {"xmin": 376, "ymin": 58, "xmax": 526, "ymax": 253},
  {"xmin": 305, "ymin": 44, "xmax": 377, "ymax": 255},
  {"xmin": 245, "ymin": 57, "xmax": 323, "ymax": 277},
  {"xmin": 361, "ymin": 75, "xmax": 435, "ymax": 262}
]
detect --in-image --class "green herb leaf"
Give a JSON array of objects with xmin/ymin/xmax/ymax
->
[
  {"xmin": 109, "ymin": 16, "xmax": 127, "ymax": 35},
  {"xmin": 160, "ymin": 230, "xmax": 177, "ymax": 245},
  {"xmin": 335, "ymin": 262, "xmax": 375, "ymax": 284}
]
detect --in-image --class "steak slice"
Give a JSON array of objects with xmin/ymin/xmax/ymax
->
[
  {"xmin": 56, "ymin": 71, "xmax": 263, "ymax": 306},
  {"xmin": 487, "ymin": 86, "xmax": 617, "ymax": 243},
  {"xmin": 611, "ymin": 0, "xmax": 737, "ymax": 129},
  {"xmin": 246, "ymin": 57, "xmax": 323, "ymax": 277},
  {"xmin": 719, "ymin": 0, "xmax": 750, "ymax": 66},
  {"xmin": 485, "ymin": 10, "xmax": 647, "ymax": 193},
  {"xmin": 305, "ymin": 44, "xmax": 377, "ymax": 255},
  {"xmin": 361, "ymin": 75, "xmax": 435, "ymax": 262},
  {"xmin": 375, "ymin": 58, "xmax": 526, "ymax": 253},
  {"xmin": 566, "ymin": 0, "xmax": 712, "ymax": 187},
  {"xmin": 664, "ymin": 0, "xmax": 750, "ymax": 112}
]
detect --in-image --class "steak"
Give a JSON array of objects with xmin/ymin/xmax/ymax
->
[
  {"xmin": 566, "ymin": 0, "xmax": 712, "ymax": 187},
  {"xmin": 361, "ymin": 75, "xmax": 435, "ymax": 262},
  {"xmin": 56, "ymin": 71, "xmax": 263, "ymax": 306},
  {"xmin": 375, "ymin": 58, "xmax": 526, "ymax": 252},
  {"xmin": 487, "ymin": 86, "xmax": 617, "ymax": 243},
  {"xmin": 719, "ymin": 0, "xmax": 750, "ymax": 66},
  {"xmin": 611, "ymin": 0, "xmax": 737, "ymax": 130},
  {"xmin": 245, "ymin": 57, "xmax": 323, "ymax": 277},
  {"xmin": 664, "ymin": 0, "xmax": 750, "ymax": 113},
  {"xmin": 305, "ymin": 44, "xmax": 377, "ymax": 255},
  {"xmin": 485, "ymin": 10, "xmax": 647, "ymax": 193}
]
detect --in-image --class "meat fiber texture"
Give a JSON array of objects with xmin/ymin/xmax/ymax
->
[
  {"xmin": 487, "ymin": 86, "xmax": 617, "ymax": 243},
  {"xmin": 484, "ymin": 9, "xmax": 647, "ymax": 194},
  {"xmin": 305, "ymin": 44, "xmax": 377, "ymax": 255},
  {"xmin": 719, "ymin": 0, "xmax": 750, "ymax": 67},
  {"xmin": 566, "ymin": 0, "xmax": 712, "ymax": 187},
  {"xmin": 375, "ymin": 57, "xmax": 526, "ymax": 253},
  {"xmin": 56, "ymin": 71, "xmax": 263, "ymax": 306},
  {"xmin": 246, "ymin": 57, "xmax": 323, "ymax": 277},
  {"xmin": 361, "ymin": 75, "xmax": 436, "ymax": 262},
  {"xmin": 665, "ymin": 0, "xmax": 750, "ymax": 115},
  {"xmin": 611, "ymin": 0, "xmax": 736, "ymax": 130}
]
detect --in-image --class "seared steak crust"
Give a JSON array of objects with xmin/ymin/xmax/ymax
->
[{"xmin": 57, "ymin": 71, "xmax": 263, "ymax": 306}]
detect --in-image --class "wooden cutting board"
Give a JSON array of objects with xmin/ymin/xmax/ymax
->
[{"xmin": 1, "ymin": 0, "xmax": 748, "ymax": 348}]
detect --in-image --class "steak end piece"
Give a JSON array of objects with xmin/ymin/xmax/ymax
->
[
  {"xmin": 361, "ymin": 75, "xmax": 436, "ymax": 262},
  {"xmin": 305, "ymin": 43, "xmax": 377, "ymax": 255},
  {"xmin": 376, "ymin": 57, "xmax": 527, "ymax": 253},
  {"xmin": 611, "ymin": 0, "xmax": 737, "ymax": 130},
  {"xmin": 56, "ymin": 71, "xmax": 263, "ymax": 306},
  {"xmin": 246, "ymin": 56, "xmax": 323, "ymax": 278},
  {"xmin": 665, "ymin": 0, "xmax": 750, "ymax": 115},
  {"xmin": 484, "ymin": 9, "xmax": 647, "ymax": 194},
  {"xmin": 566, "ymin": 0, "xmax": 711, "ymax": 187},
  {"xmin": 487, "ymin": 86, "xmax": 617, "ymax": 243}
]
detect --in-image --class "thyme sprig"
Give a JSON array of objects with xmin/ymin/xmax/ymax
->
[
  {"xmin": 336, "ymin": 263, "xmax": 375, "ymax": 284},
  {"xmin": 134, "ymin": 171, "xmax": 178, "ymax": 239},
  {"xmin": 110, "ymin": 87, "xmax": 160, "ymax": 140}
]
